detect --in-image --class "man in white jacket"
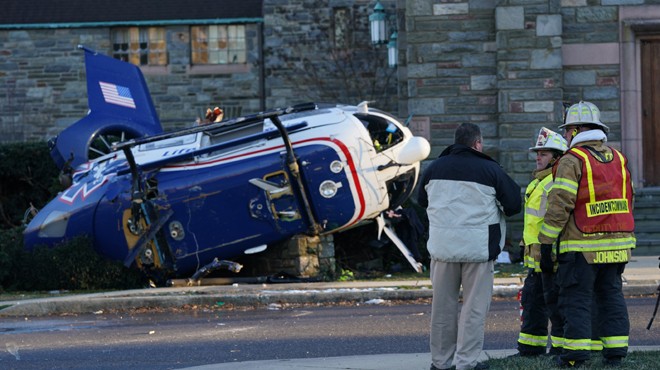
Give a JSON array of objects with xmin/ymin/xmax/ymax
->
[{"xmin": 418, "ymin": 123, "xmax": 522, "ymax": 370}]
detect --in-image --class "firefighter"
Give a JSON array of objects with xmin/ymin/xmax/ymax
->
[
  {"xmin": 538, "ymin": 101, "xmax": 635, "ymax": 368},
  {"xmin": 515, "ymin": 127, "xmax": 568, "ymax": 357}
]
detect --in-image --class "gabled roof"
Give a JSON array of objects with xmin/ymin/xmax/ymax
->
[{"xmin": 1, "ymin": 0, "xmax": 263, "ymax": 29}]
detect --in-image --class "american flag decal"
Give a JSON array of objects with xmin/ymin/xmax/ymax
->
[{"xmin": 99, "ymin": 81, "xmax": 136, "ymax": 108}]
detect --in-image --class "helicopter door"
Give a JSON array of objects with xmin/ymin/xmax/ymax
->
[{"xmin": 249, "ymin": 170, "xmax": 304, "ymax": 230}]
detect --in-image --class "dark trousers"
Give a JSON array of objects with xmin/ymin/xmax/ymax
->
[
  {"xmin": 518, "ymin": 270, "xmax": 564, "ymax": 354},
  {"xmin": 557, "ymin": 252, "xmax": 629, "ymax": 362},
  {"xmin": 541, "ymin": 271, "xmax": 565, "ymax": 351}
]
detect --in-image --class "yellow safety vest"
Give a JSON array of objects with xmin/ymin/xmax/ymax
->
[
  {"xmin": 522, "ymin": 169, "xmax": 553, "ymax": 270},
  {"xmin": 555, "ymin": 146, "xmax": 636, "ymax": 257}
]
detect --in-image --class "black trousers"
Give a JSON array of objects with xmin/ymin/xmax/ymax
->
[
  {"xmin": 557, "ymin": 252, "xmax": 629, "ymax": 362},
  {"xmin": 518, "ymin": 269, "xmax": 564, "ymax": 354}
]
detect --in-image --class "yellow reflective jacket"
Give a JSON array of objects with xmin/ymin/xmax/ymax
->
[
  {"xmin": 538, "ymin": 140, "xmax": 636, "ymax": 261},
  {"xmin": 522, "ymin": 168, "xmax": 553, "ymax": 271}
]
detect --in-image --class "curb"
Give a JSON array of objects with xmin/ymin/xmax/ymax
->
[
  {"xmin": 1, "ymin": 281, "xmax": 658, "ymax": 317},
  {"xmin": 0, "ymin": 288, "xmax": 433, "ymax": 316}
]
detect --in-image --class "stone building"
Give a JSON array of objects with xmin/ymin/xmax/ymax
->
[
  {"xmin": 2, "ymin": 0, "xmax": 659, "ymax": 254},
  {"xmin": 400, "ymin": 0, "xmax": 660, "ymax": 252},
  {"xmin": 0, "ymin": 0, "xmax": 395, "ymax": 140},
  {"xmin": 402, "ymin": 0, "xmax": 660, "ymax": 190}
]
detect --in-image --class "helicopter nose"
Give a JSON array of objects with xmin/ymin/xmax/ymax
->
[{"xmin": 396, "ymin": 136, "xmax": 430, "ymax": 165}]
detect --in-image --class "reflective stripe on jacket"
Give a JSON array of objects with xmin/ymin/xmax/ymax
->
[
  {"xmin": 570, "ymin": 147, "xmax": 634, "ymax": 234},
  {"xmin": 538, "ymin": 140, "xmax": 636, "ymax": 255}
]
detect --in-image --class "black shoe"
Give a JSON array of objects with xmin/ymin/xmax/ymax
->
[
  {"xmin": 603, "ymin": 356, "xmax": 623, "ymax": 367},
  {"xmin": 554, "ymin": 356, "xmax": 586, "ymax": 368}
]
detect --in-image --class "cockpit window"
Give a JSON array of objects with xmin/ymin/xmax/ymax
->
[
  {"xmin": 354, "ymin": 113, "xmax": 404, "ymax": 152},
  {"xmin": 387, "ymin": 168, "xmax": 416, "ymax": 209}
]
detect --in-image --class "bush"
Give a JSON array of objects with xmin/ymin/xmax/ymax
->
[
  {"xmin": 0, "ymin": 142, "xmax": 61, "ymax": 229},
  {"xmin": 0, "ymin": 142, "xmax": 146, "ymax": 292},
  {"xmin": 0, "ymin": 226, "xmax": 146, "ymax": 292},
  {"xmin": 0, "ymin": 226, "xmax": 24, "ymax": 290}
]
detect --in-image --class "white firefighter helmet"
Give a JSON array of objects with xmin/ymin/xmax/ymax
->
[
  {"xmin": 558, "ymin": 101, "xmax": 609, "ymax": 133},
  {"xmin": 529, "ymin": 127, "xmax": 568, "ymax": 153}
]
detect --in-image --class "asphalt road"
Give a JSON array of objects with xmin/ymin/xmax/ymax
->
[{"xmin": 1, "ymin": 297, "xmax": 658, "ymax": 370}]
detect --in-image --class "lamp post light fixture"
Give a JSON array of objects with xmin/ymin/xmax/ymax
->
[
  {"xmin": 369, "ymin": 1, "xmax": 387, "ymax": 45},
  {"xmin": 387, "ymin": 31, "xmax": 398, "ymax": 68},
  {"xmin": 369, "ymin": 1, "xmax": 398, "ymax": 68}
]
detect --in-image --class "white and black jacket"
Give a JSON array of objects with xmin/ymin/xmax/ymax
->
[{"xmin": 418, "ymin": 144, "xmax": 521, "ymax": 262}]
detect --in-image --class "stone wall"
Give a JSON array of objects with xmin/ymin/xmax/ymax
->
[
  {"xmin": 247, "ymin": 235, "xmax": 337, "ymax": 279},
  {"xmin": 404, "ymin": 0, "xmax": 498, "ymax": 159},
  {"xmin": 403, "ymin": 1, "xmax": 633, "ymax": 167},
  {"xmin": 0, "ymin": 24, "xmax": 263, "ymax": 142},
  {"xmin": 403, "ymin": 1, "xmax": 660, "ymax": 246},
  {"xmin": 1, "ymin": 1, "xmax": 398, "ymax": 142},
  {"xmin": 495, "ymin": 1, "xmax": 564, "ymax": 187},
  {"xmin": 560, "ymin": 3, "xmax": 622, "ymax": 146},
  {"xmin": 634, "ymin": 188, "xmax": 660, "ymax": 255},
  {"xmin": 263, "ymin": 0, "xmax": 398, "ymax": 112}
]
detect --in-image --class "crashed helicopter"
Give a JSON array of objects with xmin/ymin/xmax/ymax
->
[{"xmin": 23, "ymin": 46, "xmax": 431, "ymax": 284}]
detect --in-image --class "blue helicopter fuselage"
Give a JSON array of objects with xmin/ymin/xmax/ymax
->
[
  {"xmin": 25, "ymin": 105, "xmax": 428, "ymax": 279},
  {"xmin": 23, "ymin": 47, "xmax": 431, "ymax": 281}
]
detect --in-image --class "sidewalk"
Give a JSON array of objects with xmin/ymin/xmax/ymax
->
[
  {"xmin": 1, "ymin": 256, "xmax": 658, "ymax": 369},
  {"xmin": 183, "ymin": 351, "xmax": 519, "ymax": 370},
  {"xmin": 1, "ymin": 256, "xmax": 657, "ymax": 317},
  {"xmin": 181, "ymin": 347, "xmax": 660, "ymax": 370}
]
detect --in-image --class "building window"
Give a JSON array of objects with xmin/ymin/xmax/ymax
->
[
  {"xmin": 191, "ymin": 25, "xmax": 246, "ymax": 65},
  {"xmin": 111, "ymin": 27, "xmax": 167, "ymax": 66}
]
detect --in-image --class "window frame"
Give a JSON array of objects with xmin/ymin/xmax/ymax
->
[
  {"xmin": 190, "ymin": 24, "xmax": 247, "ymax": 66},
  {"xmin": 111, "ymin": 26, "xmax": 167, "ymax": 66}
]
